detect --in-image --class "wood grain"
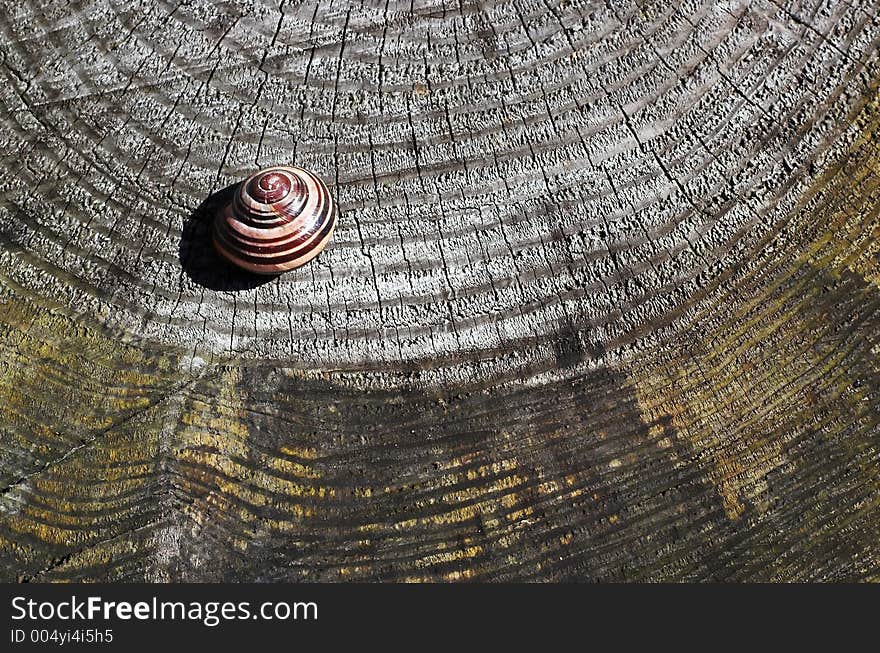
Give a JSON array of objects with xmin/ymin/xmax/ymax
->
[{"xmin": 0, "ymin": 0, "xmax": 879, "ymax": 581}]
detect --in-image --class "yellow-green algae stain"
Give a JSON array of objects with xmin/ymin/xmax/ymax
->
[
  {"xmin": 630, "ymin": 84, "xmax": 880, "ymax": 529},
  {"xmin": 0, "ymin": 284, "xmax": 186, "ymax": 580}
]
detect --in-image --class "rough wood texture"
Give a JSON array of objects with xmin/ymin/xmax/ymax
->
[{"xmin": 1, "ymin": 0, "xmax": 879, "ymax": 581}]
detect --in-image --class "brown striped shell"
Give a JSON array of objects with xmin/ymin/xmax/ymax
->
[{"xmin": 213, "ymin": 165, "xmax": 337, "ymax": 274}]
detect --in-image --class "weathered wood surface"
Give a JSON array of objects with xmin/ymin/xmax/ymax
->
[{"xmin": 0, "ymin": 0, "xmax": 879, "ymax": 581}]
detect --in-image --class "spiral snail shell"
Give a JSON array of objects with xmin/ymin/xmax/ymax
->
[{"xmin": 213, "ymin": 165, "xmax": 338, "ymax": 274}]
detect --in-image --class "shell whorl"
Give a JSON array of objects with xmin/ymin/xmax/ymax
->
[{"xmin": 213, "ymin": 165, "xmax": 337, "ymax": 274}]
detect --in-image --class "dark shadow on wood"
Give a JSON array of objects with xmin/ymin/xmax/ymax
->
[{"xmin": 179, "ymin": 183, "xmax": 278, "ymax": 291}]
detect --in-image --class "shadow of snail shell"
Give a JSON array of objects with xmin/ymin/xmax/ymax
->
[{"xmin": 213, "ymin": 165, "xmax": 338, "ymax": 274}]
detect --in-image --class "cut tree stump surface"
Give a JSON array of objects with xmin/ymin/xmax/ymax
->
[{"xmin": 0, "ymin": 0, "xmax": 879, "ymax": 581}]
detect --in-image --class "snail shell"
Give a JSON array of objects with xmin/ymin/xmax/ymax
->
[{"xmin": 213, "ymin": 165, "xmax": 338, "ymax": 274}]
